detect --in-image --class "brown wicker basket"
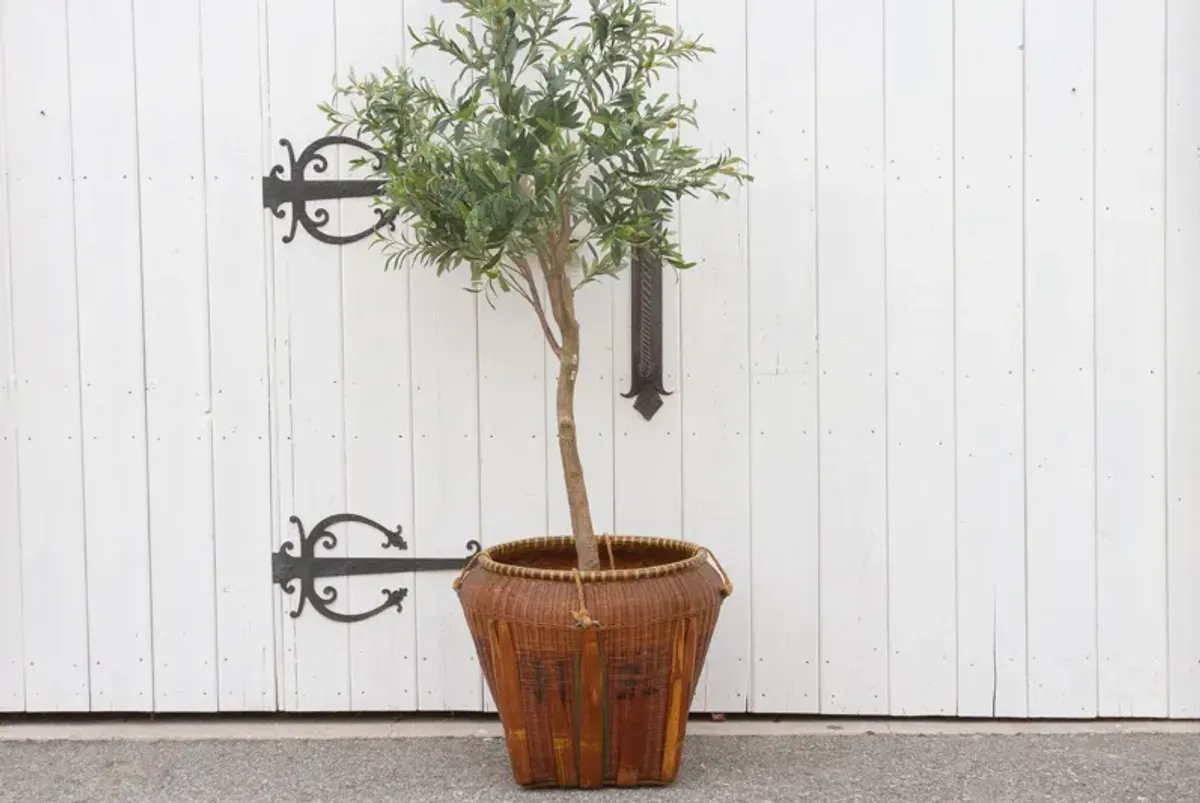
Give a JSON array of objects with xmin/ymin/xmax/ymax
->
[{"xmin": 453, "ymin": 535, "xmax": 732, "ymax": 789}]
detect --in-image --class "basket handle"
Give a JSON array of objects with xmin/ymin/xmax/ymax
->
[
  {"xmin": 703, "ymin": 548, "xmax": 734, "ymax": 598},
  {"xmin": 451, "ymin": 551, "xmax": 481, "ymax": 593}
]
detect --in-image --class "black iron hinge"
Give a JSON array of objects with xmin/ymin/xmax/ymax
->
[
  {"xmin": 263, "ymin": 132, "xmax": 669, "ymax": 421},
  {"xmin": 273, "ymin": 512, "xmax": 480, "ymax": 624},
  {"xmin": 262, "ymin": 135, "xmax": 397, "ymax": 246}
]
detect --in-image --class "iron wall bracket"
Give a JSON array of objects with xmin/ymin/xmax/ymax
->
[{"xmin": 273, "ymin": 512, "xmax": 480, "ymax": 624}]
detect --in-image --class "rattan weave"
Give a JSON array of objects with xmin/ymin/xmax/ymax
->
[{"xmin": 455, "ymin": 535, "xmax": 731, "ymax": 788}]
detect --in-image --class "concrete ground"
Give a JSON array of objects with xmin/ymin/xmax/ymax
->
[{"xmin": 2, "ymin": 717, "xmax": 1199, "ymax": 802}]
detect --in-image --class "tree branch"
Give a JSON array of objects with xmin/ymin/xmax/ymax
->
[{"xmin": 513, "ymin": 256, "xmax": 562, "ymax": 358}]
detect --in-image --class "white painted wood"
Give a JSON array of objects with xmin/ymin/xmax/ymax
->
[
  {"xmin": 477, "ymin": 299, "xmax": 547, "ymax": 578},
  {"xmin": 404, "ymin": 0, "xmax": 485, "ymax": 713},
  {"xmin": 1094, "ymin": 0, "xmax": 1168, "ymax": 719},
  {"xmin": 260, "ymin": 0, "xmax": 292, "ymax": 716},
  {"xmin": 1166, "ymin": 0, "xmax": 1200, "ymax": 719},
  {"xmin": 611, "ymin": 265, "xmax": 683, "ymax": 534},
  {"xmin": 953, "ymin": 0, "xmax": 1028, "ymax": 719},
  {"xmin": 478, "ymin": 311, "xmax": 548, "ymax": 536},
  {"xmin": 265, "ymin": 0, "xmax": 351, "ymax": 712},
  {"xmin": 677, "ymin": 0, "xmax": 751, "ymax": 714},
  {"xmin": 745, "ymin": 0, "xmax": 819, "ymax": 714},
  {"xmin": 475, "ymin": 2, "xmax": 548, "ymax": 577},
  {"xmin": 612, "ymin": 0, "xmax": 683, "ymax": 546},
  {"xmin": 200, "ymin": 0, "xmax": 278, "ymax": 712},
  {"xmin": 5, "ymin": 0, "xmax": 91, "ymax": 712},
  {"xmin": 606, "ymin": 0, "xmax": 685, "ymax": 712},
  {"xmin": 477, "ymin": 287, "xmax": 545, "ymax": 716},
  {"xmin": 883, "ymin": 0, "xmax": 956, "ymax": 717},
  {"xmin": 334, "ymin": 0, "xmax": 418, "ymax": 712},
  {"xmin": 67, "ymin": 0, "xmax": 154, "ymax": 712},
  {"xmin": 132, "ymin": 0, "xmax": 219, "ymax": 712},
  {"xmin": 410, "ymin": 273, "xmax": 484, "ymax": 712},
  {"xmin": 3, "ymin": 0, "xmax": 1199, "ymax": 719},
  {"xmin": 0, "ymin": 43, "xmax": 25, "ymax": 712},
  {"xmin": 814, "ymin": 0, "xmax": 889, "ymax": 716},
  {"xmin": 1023, "ymin": 0, "xmax": 1098, "ymax": 718}
]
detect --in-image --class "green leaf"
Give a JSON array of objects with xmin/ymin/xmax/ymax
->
[{"xmin": 322, "ymin": 0, "xmax": 751, "ymax": 303}]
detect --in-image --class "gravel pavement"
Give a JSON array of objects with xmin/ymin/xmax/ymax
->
[{"xmin": 2, "ymin": 731, "xmax": 1199, "ymax": 802}]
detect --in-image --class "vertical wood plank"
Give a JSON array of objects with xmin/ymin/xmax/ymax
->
[
  {"xmin": 814, "ymin": 0, "xmax": 888, "ymax": 716},
  {"xmin": 954, "ymin": 0, "xmax": 1028, "ymax": 718},
  {"xmin": 479, "ymin": 318, "xmax": 546, "ymax": 538},
  {"xmin": 262, "ymin": 1, "xmax": 293, "ymax": 715},
  {"xmin": 133, "ymin": 0, "xmax": 220, "ymax": 711},
  {"xmin": 612, "ymin": 269, "xmax": 681, "ymax": 542},
  {"xmin": 614, "ymin": 660, "xmax": 643, "ymax": 785},
  {"xmin": 68, "ymin": 0, "xmax": 154, "ymax": 712},
  {"xmin": 1024, "ymin": 0, "xmax": 1098, "ymax": 718},
  {"xmin": 883, "ymin": 0, "xmax": 956, "ymax": 716},
  {"xmin": 1094, "ymin": 0, "xmax": 1168, "ymax": 719},
  {"xmin": 472, "ymin": 80, "xmax": 548, "ymax": 720},
  {"xmin": 746, "ymin": 0, "xmax": 819, "ymax": 714},
  {"xmin": 411, "ymin": 266, "xmax": 484, "ymax": 713},
  {"xmin": 491, "ymin": 621, "xmax": 533, "ymax": 785},
  {"xmin": 5, "ymin": 0, "xmax": 91, "ymax": 712},
  {"xmin": 1166, "ymin": 0, "xmax": 1200, "ymax": 719},
  {"xmin": 0, "ymin": 40, "xmax": 25, "ymax": 711},
  {"xmin": 677, "ymin": 0, "xmax": 750, "ymax": 715},
  {"xmin": 201, "ymin": 0, "xmax": 279, "ymax": 711},
  {"xmin": 265, "ymin": 0, "xmax": 351, "ymax": 712},
  {"xmin": 547, "ymin": 653, "xmax": 578, "ymax": 785},
  {"xmin": 576, "ymin": 628, "xmax": 605, "ymax": 788},
  {"xmin": 405, "ymin": 0, "xmax": 485, "ymax": 713},
  {"xmin": 334, "ymin": 0, "xmax": 418, "ymax": 712},
  {"xmin": 612, "ymin": 0, "xmax": 682, "ymax": 547},
  {"xmin": 660, "ymin": 617, "xmax": 697, "ymax": 781}
]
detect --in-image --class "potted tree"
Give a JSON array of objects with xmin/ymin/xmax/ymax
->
[{"xmin": 325, "ymin": 0, "xmax": 747, "ymax": 788}]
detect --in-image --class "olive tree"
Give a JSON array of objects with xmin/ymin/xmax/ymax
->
[{"xmin": 323, "ymin": 0, "xmax": 749, "ymax": 571}]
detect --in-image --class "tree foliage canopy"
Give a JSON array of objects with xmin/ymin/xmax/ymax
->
[{"xmin": 322, "ymin": 0, "xmax": 750, "ymax": 305}]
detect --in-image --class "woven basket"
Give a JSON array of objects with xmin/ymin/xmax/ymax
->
[{"xmin": 453, "ymin": 535, "xmax": 732, "ymax": 788}]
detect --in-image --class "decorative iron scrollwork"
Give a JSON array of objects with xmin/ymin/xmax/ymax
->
[
  {"xmin": 264, "ymin": 134, "xmax": 670, "ymax": 422},
  {"xmin": 622, "ymin": 246, "xmax": 671, "ymax": 420},
  {"xmin": 262, "ymin": 136, "xmax": 397, "ymax": 246},
  {"xmin": 273, "ymin": 512, "xmax": 481, "ymax": 624}
]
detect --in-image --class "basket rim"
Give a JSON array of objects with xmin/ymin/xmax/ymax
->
[{"xmin": 473, "ymin": 535, "xmax": 710, "ymax": 584}]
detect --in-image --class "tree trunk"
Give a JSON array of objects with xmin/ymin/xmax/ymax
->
[{"xmin": 544, "ymin": 266, "xmax": 601, "ymax": 572}]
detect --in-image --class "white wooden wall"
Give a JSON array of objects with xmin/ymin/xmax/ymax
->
[{"xmin": 1, "ymin": 0, "xmax": 1198, "ymax": 718}]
